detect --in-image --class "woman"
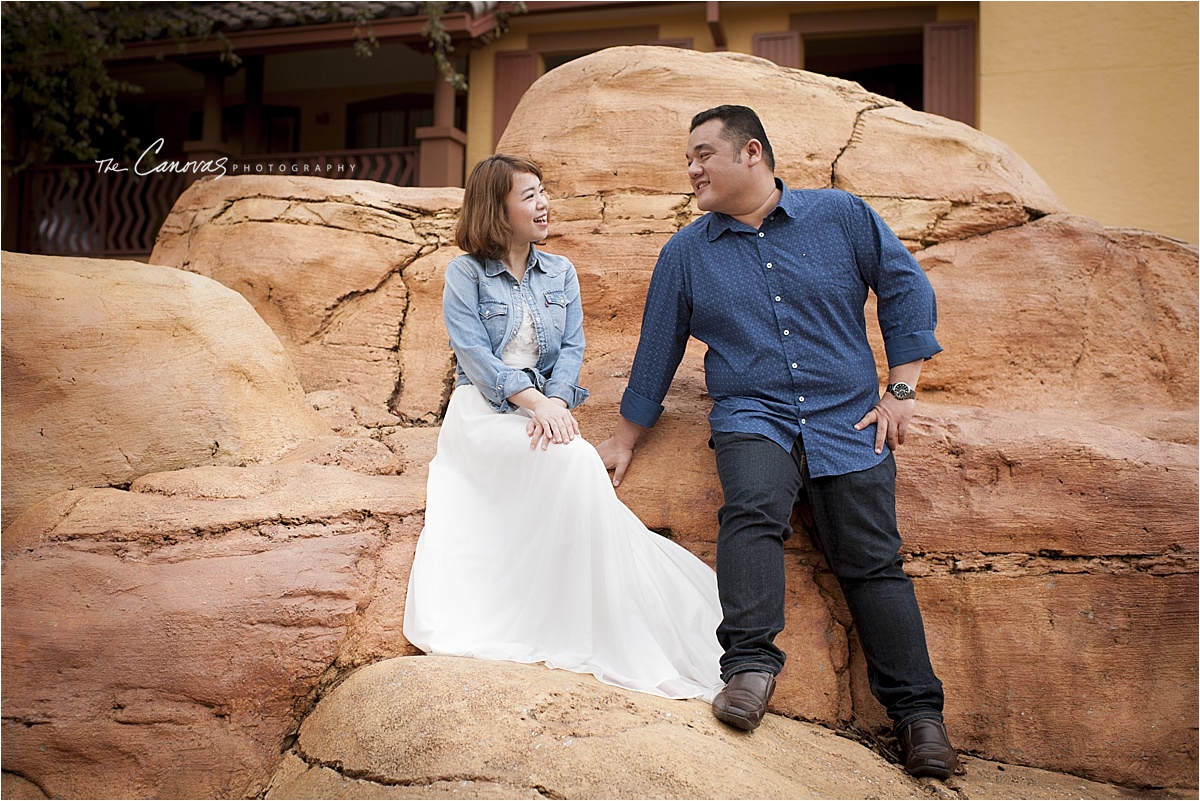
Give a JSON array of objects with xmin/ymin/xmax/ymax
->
[{"xmin": 403, "ymin": 154, "xmax": 722, "ymax": 701}]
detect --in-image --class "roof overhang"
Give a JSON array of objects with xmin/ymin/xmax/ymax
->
[{"xmin": 107, "ymin": 10, "xmax": 502, "ymax": 64}]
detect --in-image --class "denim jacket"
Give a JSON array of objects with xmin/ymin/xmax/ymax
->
[{"xmin": 443, "ymin": 247, "xmax": 589, "ymax": 412}]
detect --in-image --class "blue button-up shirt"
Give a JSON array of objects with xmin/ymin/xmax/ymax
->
[
  {"xmin": 620, "ymin": 182, "xmax": 941, "ymax": 478},
  {"xmin": 443, "ymin": 248, "xmax": 589, "ymax": 412}
]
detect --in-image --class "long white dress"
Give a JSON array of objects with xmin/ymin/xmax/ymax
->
[{"xmin": 403, "ymin": 300, "xmax": 724, "ymax": 701}]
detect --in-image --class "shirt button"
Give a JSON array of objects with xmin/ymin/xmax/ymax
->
[
  {"xmin": 783, "ymin": 329, "xmax": 790, "ymax": 336},
  {"xmin": 766, "ymin": 263, "xmax": 773, "ymax": 269},
  {"xmin": 798, "ymin": 396, "xmax": 805, "ymax": 402},
  {"xmin": 801, "ymin": 418, "xmax": 807, "ymax": 425},
  {"xmin": 758, "ymin": 232, "xmax": 765, "ymax": 238},
  {"xmin": 791, "ymin": 362, "xmax": 798, "ymax": 368},
  {"xmin": 774, "ymin": 295, "xmax": 782, "ymax": 302}
]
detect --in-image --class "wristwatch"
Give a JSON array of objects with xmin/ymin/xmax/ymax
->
[{"xmin": 886, "ymin": 382, "xmax": 916, "ymax": 400}]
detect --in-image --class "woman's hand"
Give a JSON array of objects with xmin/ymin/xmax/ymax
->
[{"xmin": 525, "ymin": 397, "xmax": 580, "ymax": 450}]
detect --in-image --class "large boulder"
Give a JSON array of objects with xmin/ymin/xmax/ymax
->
[
  {"xmin": 499, "ymin": 46, "xmax": 1063, "ymax": 252},
  {"xmin": 2, "ymin": 45, "xmax": 1196, "ymax": 797},
  {"xmin": 0, "ymin": 448, "xmax": 436, "ymax": 800},
  {"xmin": 0, "ymin": 252, "xmax": 433, "ymax": 799},
  {"xmin": 908, "ymin": 215, "xmax": 1199, "ymax": 420},
  {"xmin": 150, "ymin": 177, "xmax": 463, "ymax": 425},
  {"xmin": 266, "ymin": 654, "xmax": 1162, "ymax": 801},
  {"xmin": 497, "ymin": 46, "xmax": 1199, "ymax": 789},
  {"xmin": 0, "ymin": 252, "xmax": 330, "ymax": 528}
]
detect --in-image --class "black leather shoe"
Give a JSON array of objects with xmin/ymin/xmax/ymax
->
[
  {"xmin": 712, "ymin": 670, "xmax": 776, "ymax": 731},
  {"xmin": 898, "ymin": 718, "xmax": 958, "ymax": 779}
]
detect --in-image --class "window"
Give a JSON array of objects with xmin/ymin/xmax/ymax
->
[
  {"xmin": 790, "ymin": 9, "xmax": 976, "ymax": 126},
  {"xmin": 187, "ymin": 105, "xmax": 299, "ymax": 153},
  {"xmin": 543, "ymin": 51, "xmax": 591, "ymax": 73},
  {"xmin": 347, "ymin": 94, "xmax": 462, "ymax": 150},
  {"xmin": 804, "ymin": 31, "xmax": 925, "ymax": 111}
]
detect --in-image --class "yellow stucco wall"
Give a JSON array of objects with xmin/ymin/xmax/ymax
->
[
  {"xmin": 978, "ymin": 1, "xmax": 1198, "ymax": 243},
  {"xmin": 466, "ymin": 1, "xmax": 1196, "ymax": 244}
]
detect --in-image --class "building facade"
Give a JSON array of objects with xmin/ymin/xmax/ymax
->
[
  {"xmin": 2, "ymin": 0, "xmax": 1195, "ymax": 257},
  {"xmin": 469, "ymin": 0, "xmax": 1195, "ymax": 243}
]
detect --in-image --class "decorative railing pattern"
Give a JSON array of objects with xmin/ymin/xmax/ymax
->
[{"xmin": 16, "ymin": 146, "xmax": 419, "ymax": 257}]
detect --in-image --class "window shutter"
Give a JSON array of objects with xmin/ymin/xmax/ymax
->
[
  {"xmin": 753, "ymin": 31, "xmax": 802, "ymax": 69},
  {"xmin": 493, "ymin": 51, "xmax": 539, "ymax": 146},
  {"xmin": 923, "ymin": 20, "xmax": 976, "ymax": 126}
]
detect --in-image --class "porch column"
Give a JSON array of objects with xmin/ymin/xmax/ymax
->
[
  {"xmin": 416, "ymin": 69, "xmax": 466, "ymax": 187},
  {"xmin": 201, "ymin": 70, "xmax": 224, "ymax": 146},
  {"xmin": 183, "ymin": 60, "xmax": 231, "ymax": 162},
  {"xmin": 243, "ymin": 55, "xmax": 265, "ymax": 155},
  {"xmin": 708, "ymin": 1, "xmax": 728, "ymax": 51}
]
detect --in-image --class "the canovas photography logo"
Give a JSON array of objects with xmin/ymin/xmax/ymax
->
[{"xmin": 95, "ymin": 137, "xmax": 358, "ymax": 179}]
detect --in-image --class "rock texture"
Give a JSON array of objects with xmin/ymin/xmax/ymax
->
[
  {"xmin": 150, "ymin": 177, "xmax": 463, "ymax": 426},
  {"xmin": 501, "ymin": 47, "xmax": 1062, "ymax": 253},
  {"xmin": 2, "ymin": 45, "xmax": 1197, "ymax": 799},
  {"xmin": 267, "ymin": 655, "xmax": 1175, "ymax": 800},
  {"xmin": 499, "ymin": 47, "xmax": 1199, "ymax": 790},
  {"xmin": 1, "ymin": 441, "xmax": 436, "ymax": 799},
  {"xmin": 909, "ymin": 216, "xmax": 1199, "ymax": 418},
  {"xmin": 0, "ymin": 252, "xmax": 330, "ymax": 529}
]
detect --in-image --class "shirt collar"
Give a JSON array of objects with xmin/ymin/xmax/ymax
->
[
  {"xmin": 483, "ymin": 245, "xmax": 544, "ymax": 277},
  {"xmin": 704, "ymin": 178, "xmax": 797, "ymax": 241}
]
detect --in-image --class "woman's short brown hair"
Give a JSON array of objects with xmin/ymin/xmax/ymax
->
[{"xmin": 455, "ymin": 154, "xmax": 544, "ymax": 261}]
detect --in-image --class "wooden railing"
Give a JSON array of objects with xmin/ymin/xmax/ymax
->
[{"xmin": 16, "ymin": 146, "xmax": 419, "ymax": 258}]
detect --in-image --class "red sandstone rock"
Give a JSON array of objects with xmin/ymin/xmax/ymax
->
[
  {"xmin": 903, "ymin": 215, "xmax": 1198, "ymax": 419},
  {"xmin": 0, "ymin": 252, "xmax": 330, "ymax": 529},
  {"xmin": 150, "ymin": 176, "xmax": 463, "ymax": 425},
  {"xmin": 2, "ymin": 45, "xmax": 1196, "ymax": 797},
  {"xmin": 498, "ymin": 46, "xmax": 1064, "ymax": 249},
  {"xmin": 1, "ymin": 457, "xmax": 430, "ymax": 799}
]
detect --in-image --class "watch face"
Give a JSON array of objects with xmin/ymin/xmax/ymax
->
[{"xmin": 890, "ymin": 382, "xmax": 914, "ymax": 400}]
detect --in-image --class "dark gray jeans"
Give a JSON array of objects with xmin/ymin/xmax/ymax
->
[{"xmin": 710, "ymin": 429, "xmax": 945, "ymax": 728}]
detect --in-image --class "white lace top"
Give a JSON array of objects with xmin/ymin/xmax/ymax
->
[{"xmin": 500, "ymin": 296, "xmax": 540, "ymax": 370}]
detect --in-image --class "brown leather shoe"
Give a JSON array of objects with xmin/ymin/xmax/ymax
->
[
  {"xmin": 898, "ymin": 718, "xmax": 958, "ymax": 779},
  {"xmin": 712, "ymin": 670, "xmax": 776, "ymax": 731}
]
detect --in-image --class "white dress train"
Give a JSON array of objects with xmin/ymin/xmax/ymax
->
[{"xmin": 404, "ymin": 307, "xmax": 723, "ymax": 700}]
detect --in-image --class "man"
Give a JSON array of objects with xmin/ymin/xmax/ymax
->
[{"xmin": 596, "ymin": 105, "xmax": 957, "ymax": 779}]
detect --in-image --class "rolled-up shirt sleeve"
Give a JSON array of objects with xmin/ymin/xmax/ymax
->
[
  {"xmin": 621, "ymin": 242, "xmax": 692, "ymax": 428},
  {"xmin": 494, "ymin": 367, "xmax": 535, "ymax": 406},
  {"xmin": 850, "ymin": 197, "xmax": 943, "ymax": 367}
]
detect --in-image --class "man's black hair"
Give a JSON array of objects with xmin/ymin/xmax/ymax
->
[{"xmin": 690, "ymin": 105, "xmax": 775, "ymax": 172}]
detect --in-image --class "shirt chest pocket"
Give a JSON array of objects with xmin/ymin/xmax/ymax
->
[
  {"xmin": 543, "ymin": 290, "xmax": 569, "ymax": 332},
  {"xmin": 477, "ymin": 300, "xmax": 509, "ymax": 345}
]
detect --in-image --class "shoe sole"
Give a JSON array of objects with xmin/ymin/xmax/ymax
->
[
  {"xmin": 712, "ymin": 707, "xmax": 762, "ymax": 731},
  {"xmin": 906, "ymin": 763, "xmax": 955, "ymax": 780}
]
